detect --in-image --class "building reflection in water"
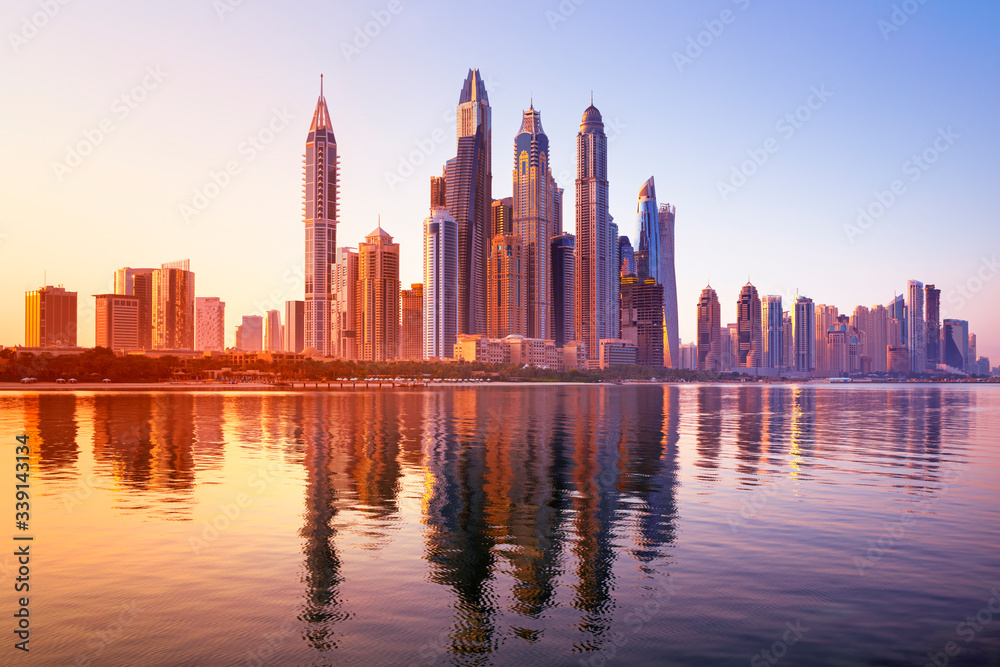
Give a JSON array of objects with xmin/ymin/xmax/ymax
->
[
  {"xmin": 26, "ymin": 394, "xmax": 78, "ymax": 474},
  {"xmin": 695, "ymin": 387, "xmax": 723, "ymax": 482}
]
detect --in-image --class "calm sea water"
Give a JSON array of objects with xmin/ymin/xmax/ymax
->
[{"xmin": 1, "ymin": 385, "xmax": 999, "ymax": 666}]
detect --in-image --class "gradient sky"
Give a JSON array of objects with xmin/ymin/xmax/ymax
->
[{"xmin": 2, "ymin": 0, "xmax": 998, "ymax": 362}]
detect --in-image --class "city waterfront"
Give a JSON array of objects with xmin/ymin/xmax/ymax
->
[{"xmin": 3, "ymin": 384, "xmax": 999, "ymax": 666}]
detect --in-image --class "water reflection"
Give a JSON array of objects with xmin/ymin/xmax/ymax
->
[{"xmin": 8, "ymin": 384, "xmax": 989, "ymax": 665}]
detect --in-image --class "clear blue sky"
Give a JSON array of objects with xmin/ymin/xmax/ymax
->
[{"xmin": 2, "ymin": 0, "xmax": 998, "ymax": 362}]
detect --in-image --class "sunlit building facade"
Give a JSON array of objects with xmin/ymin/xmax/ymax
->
[
  {"xmin": 195, "ymin": 297, "xmax": 225, "ymax": 352},
  {"xmin": 424, "ymin": 208, "xmax": 458, "ymax": 359},
  {"xmin": 358, "ymin": 225, "xmax": 400, "ymax": 362},
  {"xmin": 152, "ymin": 260, "xmax": 195, "ymax": 350},
  {"xmin": 697, "ymin": 285, "xmax": 721, "ymax": 371}
]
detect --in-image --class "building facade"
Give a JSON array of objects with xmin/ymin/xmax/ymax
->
[
  {"xmin": 25, "ymin": 285, "xmax": 77, "ymax": 348},
  {"xmin": 332, "ymin": 247, "xmax": 359, "ymax": 360},
  {"xmin": 284, "ymin": 300, "xmax": 305, "ymax": 354},
  {"xmin": 236, "ymin": 315, "xmax": 263, "ymax": 352},
  {"xmin": 401, "ymin": 283, "xmax": 424, "ymax": 361},
  {"xmin": 737, "ymin": 283, "xmax": 763, "ymax": 368},
  {"xmin": 575, "ymin": 102, "xmax": 616, "ymax": 358},
  {"xmin": 195, "ymin": 297, "xmax": 226, "ymax": 352},
  {"xmin": 925, "ymin": 284, "xmax": 941, "ymax": 370},
  {"xmin": 95, "ymin": 293, "xmax": 139, "ymax": 351},
  {"xmin": 152, "ymin": 260, "xmax": 195, "ymax": 350},
  {"xmin": 304, "ymin": 76, "xmax": 338, "ymax": 356},
  {"xmin": 907, "ymin": 279, "xmax": 925, "ymax": 373},
  {"xmin": 793, "ymin": 296, "xmax": 816, "ymax": 372},
  {"xmin": 424, "ymin": 208, "xmax": 458, "ymax": 359},
  {"xmin": 620, "ymin": 277, "xmax": 664, "ymax": 367},
  {"xmin": 114, "ymin": 267, "xmax": 154, "ymax": 349},
  {"xmin": 550, "ymin": 232, "xmax": 576, "ymax": 347},
  {"xmin": 697, "ymin": 285, "xmax": 721, "ymax": 371},
  {"xmin": 358, "ymin": 226, "xmax": 400, "ymax": 362},
  {"xmin": 762, "ymin": 295, "xmax": 783, "ymax": 369},
  {"xmin": 487, "ymin": 234, "xmax": 526, "ymax": 338},
  {"xmin": 264, "ymin": 309, "xmax": 283, "ymax": 352}
]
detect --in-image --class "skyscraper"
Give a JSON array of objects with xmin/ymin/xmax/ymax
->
[
  {"xmin": 925, "ymin": 284, "xmax": 941, "ymax": 370},
  {"xmin": 618, "ymin": 236, "xmax": 636, "ymax": 278},
  {"xmin": 446, "ymin": 69, "xmax": 491, "ymax": 336},
  {"xmin": 620, "ymin": 277, "xmax": 664, "ymax": 367},
  {"xmin": 401, "ymin": 284, "xmax": 424, "ymax": 361},
  {"xmin": 152, "ymin": 260, "xmax": 194, "ymax": 350},
  {"xmin": 114, "ymin": 267, "xmax": 154, "ymax": 350},
  {"xmin": 635, "ymin": 177, "xmax": 659, "ymax": 283},
  {"xmin": 782, "ymin": 311, "xmax": 794, "ymax": 370},
  {"xmin": 943, "ymin": 319, "xmax": 969, "ymax": 370},
  {"xmin": 762, "ymin": 295, "xmax": 783, "ymax": 369},
  {"xmin": 430, "ymin": 175, "xmax": 447, "ymax": 209},
  {"xmin": 968, "ymin": 333, "xmax": 978, "ymax": 374},
  {"xmin": 264, "ymin": 309, "xmax": 283, "ymax": 352},
  {"xmin": 491, "ymin": 197, "xmax": 513, "ymax": 239},
  {"xmin": 737, "ymin": 283, "xmax": 763, "ymax": 368},
  {"xmin": 304, "ymin": 75, "xmax": 338, "ymax": 356},
  {"xmin": 514, "ymin": 103, "xmax": 557, "ymax": 340},
  {"xmin": 25, "ymin": 285, "xmax": 77, "ymax": 348},
  {"xmin": 575, "ymin": 101, "xmax": 616, "ymax": 358},
  {"xmin": 236, "ymin": 315, "xmax": 263, "ymax": 352},
  {"xmin": 195, "ymin": 297, "xmax": 225, "ymax": 352},
  {"xmin": 813, "ymin": 305, "xmax": 838, "ymax": 374},
  {"xmin": 868, "ymin": 304, "xmax": 890, "ymax": 372},
  {"xmin": 658, "ymin": 203, "xmax": 679, "ymax": 369},
  {"xmin": 424, "ymin": 208, "xmax": 458, "ymax": 359},
  {"xmin": 793, "ymin": 296, "xmax": 816, "ymax": 372},
  {"xmin": 332, "ymin": 247, "xmax": 359, "ymax": 360},
  {"xmin": 907, "ymin": 280, "xmax": 925, "ymax": 373},
  {"xmin": 94, "ymin": 293, "xmax": 138, "ymax": 351},
  {"xmin": 358, "ymin": 225, "xmax": 400, "ymax": 362},
  {"xmin": 551, "ymin": 233, "xmax": 576, "ymax": 347},
  {"xmin": 487, "ymin": 233, "xmax": 526, "ymax": 338},
  {"xmin": 697, "ymin": 285, "xmax": 721, "ymax": 371},
  {"xmin": 886, "ymin": 293, "xmax": 906, "ymax": 346},
  {"xmin": 284, "ymin": 300, "xmax": 305, "ymax": 354}
]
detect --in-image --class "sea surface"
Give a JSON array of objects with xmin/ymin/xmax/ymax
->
[{"xmin": 1, "ymin": 384, "xmax": 999, "ymax": 666}]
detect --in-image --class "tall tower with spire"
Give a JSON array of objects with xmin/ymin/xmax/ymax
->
[
  {"xmin": 445, "ymin": 68, "xmax": 492, "ymax": 336},
  {"xmin": 513, "ymin": 102, "xmax": 557, "ymax": 339},
  {"xmin": 303, "ymin": 75, "xmax": 339, "ymax": 356},
  {"xmin": 575, "ymin": 100, "xmax": 615, "ymax": 359}
]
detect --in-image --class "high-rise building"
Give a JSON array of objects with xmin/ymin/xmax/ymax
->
[
  {"xmin": 968, "ymin": 333, "xmax": 978, "ymax": 374},
  {"xmin": 697, "ymin": 285, "xmax": 721, "ymax": 371},
  {"xmin": 491, "ymin": 197, "xmax": 513, "ymax": 240},
  {"xmin": 358, "ymin": 225, "xmax": 400, "ymax": 362},
  {"xmin": 793, "ymin": 296, "xmax": 816, "ymax": 372},
  {"xmin": 635, "ymin": 177, "xmax": 660, "ymax": 283},
  {"xmin": 264, "ymin": 309, "xmax": 283, "ymax": 352},
  {"xmin": 551, "ymin": 233, "xmax": 576, "ymax": 347},
  {"xmin": 284, "ymin": 300, "xmax": 305, "ymax": 354},
  {"xmin": 94, "ymin": 293, "xmax": 138, "ymax": 351},
  {"xmin": 332, "ymin": 247, "xmax": 359, "ymax": 360},
  {"xmin": 868, "ymin": 304, "xmax": 889, "ymax": 372},
  {"xmin": 195, "ymin": 297, "xmax": 226, "ymax": 352},
  {"xmin": 782, "ymin": 312, "xmax": 794, "ymax": 370},
  {"xmin": 925, "ymin": 284, "xmax": 941, "ymax": 370},
  {"xmin": 514, "ymin": 103, "xmax": 557, "ymax": 341},
  {"xmin": 487, "ymin": 234, "xmax": 526, "ymax": 338},
  {"xmin": 152, "ymin": 260, "xmax": 194, "ymax": 350},
  {"xmin": 424, "ymin": 208, "xmax": 458, "ymax": 359},
  {"xmin": 430, "ymin": 175, "xmax": 447, "ymax": 209},
  {"xmin": 737, "ymin": 283, "xmax": 763, "ymax": 368},
  {"xmin": 446, "ymin": 69, "xmax": 491, "ymax": 336},
  {"xmin": 658, "ymin": 203, "xmax": 679, "ymax": 369},
  {"xmin": 762, "ymin": 295, "xmax": 783, "ymax": 369},
  {"xmin": 943, "ymin": 319, "xmax": 969, "ymax": 371},
  {"xmin": 235, "ymin": 315, "xmax": 263, "ymax": 352},
  {"xmin": 25, "ymin": 285, "xmax": 77, "ymax": 348},
  {"xmin": 401, "ymin": 284, "xmax": 424, "ymax": 361},
  {"xmin": 114, "ymin": 267, "xmax": 154, "ymax": 349},
  {"xmin": 304, "ymin": 76, "xmax": 339, "ymax": 357},
  {"xmin": 620, "ymin": 277, "xmax": 664, "ymax": 367},
  {"xmin": 886, "ymin": 293, "xmax": 906, "ymax": 346},
  {"xmin": 813, "ymin": 305, "xmax": 838, "ymax": 374},
  {"xmin": 907, "ymin": 280, "xmax": 925, "ymax": 373},
  {"xmin": 575, "ymin": 101, "xmax": 616, "ymax": 358},
  {"xmin": 618, "ymin": 236, "xmax": 636, "ymax": 278}
]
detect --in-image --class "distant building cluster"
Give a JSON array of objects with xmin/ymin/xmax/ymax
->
[{"xmin": 17, "ymin": 70, "xmax": 992, "ymax": 377}]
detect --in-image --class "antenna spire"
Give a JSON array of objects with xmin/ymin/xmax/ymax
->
[{"xmin": 320, "ymin": 73, "xmax": 324, "ymax": 98}]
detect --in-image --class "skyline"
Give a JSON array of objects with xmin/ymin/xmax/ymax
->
[{"xmin": 2, "ymin": 1, "xmax": 999, "ymax": 361}]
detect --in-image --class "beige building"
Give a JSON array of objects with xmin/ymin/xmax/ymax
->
[
  {"xmin": 487, "ymin": 234, "xmax": 526, "ymax": 338},
  {"xmin": 95, "ymin": 294, "xmax": 139, "ymax": 351},
  {"xmin": 332, "ymin": 247, "xmax": 359, "ymax": 360},
  {"xmin": 153, "ymin": 260, "xmax": 195, "ymax": 350},
  {"xmin": 195, "ymin": 297, "xmax": 226, "ymax": 352},
  {"xmin": 358, "ymin": 225, "xmax": 400, "ymax": 362}
]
